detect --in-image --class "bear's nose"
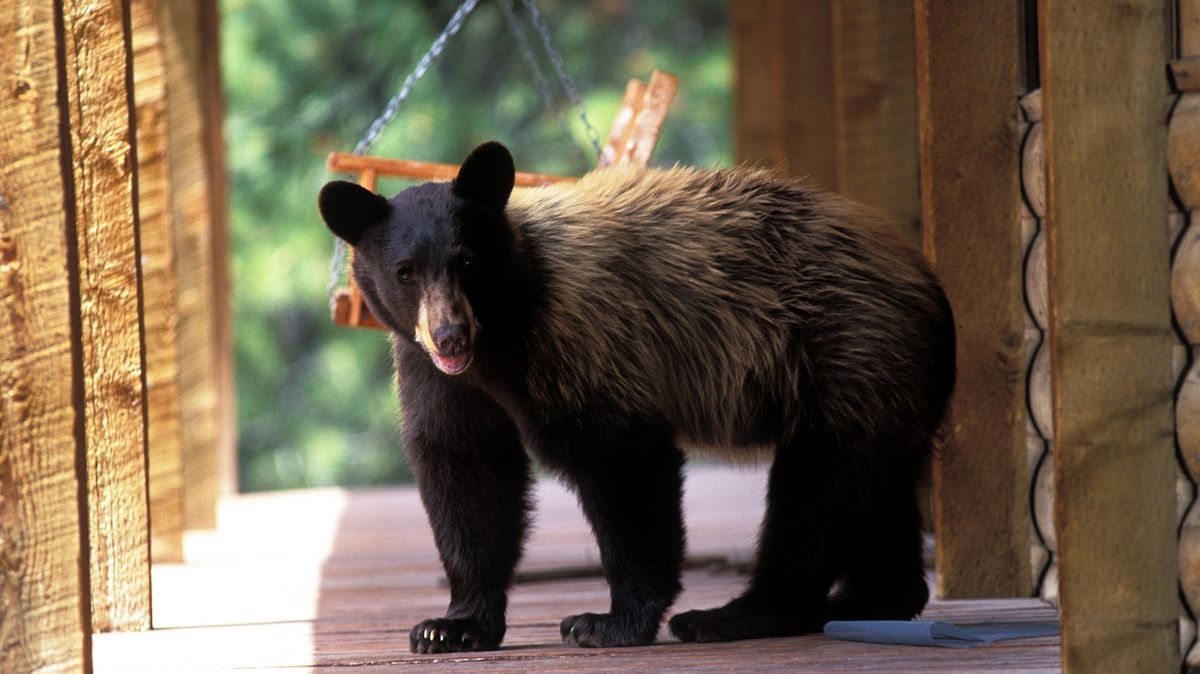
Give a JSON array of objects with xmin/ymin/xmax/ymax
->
[{"xmin": 433, "ymin": 324, "xmax": 469, "ymax": 357}]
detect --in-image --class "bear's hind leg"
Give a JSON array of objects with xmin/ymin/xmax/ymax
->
[
  {"xmin": 669, "ymin": 436, "xmax": 849, "ymax": 642},
  {"xmin": 826, "ymin": 481, "xmax": 929, "ymax": 621},
  {"xmin": 555, "ymin": 426, "xmax": 686, "ymax": 647}
]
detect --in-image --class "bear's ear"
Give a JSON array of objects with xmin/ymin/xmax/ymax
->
[
  {"xmin": 318, "ymin": 180, "xmax": 390, "ymax": 245},
  {"xmin": 453, "ymin": 141, "xmax": 515, "ymax": 213}
]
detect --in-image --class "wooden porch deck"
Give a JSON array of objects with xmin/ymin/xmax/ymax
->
[{"xmin": 92, "ymin": 466, "xmax": 1061, "ymax": 672}]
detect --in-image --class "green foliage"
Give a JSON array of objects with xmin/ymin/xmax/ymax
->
[{"xmin": 223, "ymin": 0, "xmax": 732, "ymax": 491}]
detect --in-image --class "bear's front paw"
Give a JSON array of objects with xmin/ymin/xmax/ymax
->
[
  {"xmin": 409, "ymin": 617, "xmax": 500, "ymax": 654},
  {"xmin": 560, "ymin": 612, "xmax": 658, "ymax": 648}
]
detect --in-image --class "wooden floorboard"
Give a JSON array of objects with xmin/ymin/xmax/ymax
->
[{"xmin": 93, "ymin": 466, "xmax": 1061, "ymax": 672}]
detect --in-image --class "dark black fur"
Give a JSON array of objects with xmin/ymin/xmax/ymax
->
[{"xmin": 318, "ymin": 142, "xmax": 956, "ymax": 653}]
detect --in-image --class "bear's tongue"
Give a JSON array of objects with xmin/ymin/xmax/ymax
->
[{"xmin": 432, "ymin": 352, "xmax": 471, "ymax": 375}]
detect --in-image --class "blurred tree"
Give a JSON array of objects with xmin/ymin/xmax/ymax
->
[{"xmin": 223, "ymin": 0, "xmax": 731, "ymax": 491}]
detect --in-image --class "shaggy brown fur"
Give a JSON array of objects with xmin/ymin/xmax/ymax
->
[{"xmin": 508, "ymin": 166, "xmax": 948, "ymax": 452}]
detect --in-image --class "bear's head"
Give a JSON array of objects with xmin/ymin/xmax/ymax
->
[{"xmin": 318, "ymin": 141, "xmax": 517, "ymax": 376}]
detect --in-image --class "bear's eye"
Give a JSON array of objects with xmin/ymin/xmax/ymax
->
[{"xmin": 397, "ymin": 264, "xmax": 415, "ymax": 284}]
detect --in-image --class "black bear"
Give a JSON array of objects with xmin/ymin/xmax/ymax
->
[{"xmin": 318, "ymin": 141, "xmax": 955, "ymax": 654}]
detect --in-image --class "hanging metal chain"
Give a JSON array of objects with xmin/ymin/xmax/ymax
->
[
  {"xmin": 354, "ymin": 0, "xmax": 480, "ymax": 156},
  {"xmin": 498, "ymin": 0, "xmax": 590, "ymax": 168},
  {"xmin": 328, "ymin": 0, "xmax": 481, "ymax": 298},
  {"xmin": 519, "ymin": 0, "xmax": 606, "ymax": 162}
]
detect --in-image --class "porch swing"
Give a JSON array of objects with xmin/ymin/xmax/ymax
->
[{"xmin": 326, "ymin": 0, "xmax": 679, "ymax": 330}]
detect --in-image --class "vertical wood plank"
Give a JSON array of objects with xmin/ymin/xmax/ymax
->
[
  {"xmin": 197, "ymin": 0, "xmax": 237, "ymax": 497},
  {"xmin": 1039, "ymin": 1, "xmax": 1178, "ymax": 670},
  {"xmin": 831, "ymin": 0, "xmax": 920, "ymax": 232},
  {"xmin": 733, "ymin": 0, "xmax": 836, "ymax": 184},
  {"xmin": 733, "ymin": 0, "xmax": 918, "ymax": 229},
  {"xmin": 59, "ymin": 0, "xmax": 153, "ymax": 633},
  {"xmin": 131, "ymin": 0, "xmax": 185, "ymax": 564},
  {"xmin": 0, "ymin": 1, "xmax": 93, "ymax": 669},
  {"xmin": 162, "ymin": 0, "xmax": 220, "ymax": 529},
  {"xmin": 914, "ymin": 0, "xmax": 1031, "ymax": 598}
]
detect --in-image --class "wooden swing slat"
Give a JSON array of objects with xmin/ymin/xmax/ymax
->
[
  {"xmin": 330, "ymin": 69, "xmax": 678, "ymax": 330},
  {"xmin": 326, "ymin": 153, "xmax": 576, "ymax": 187}
]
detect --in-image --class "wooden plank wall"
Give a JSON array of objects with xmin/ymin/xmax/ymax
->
[
  {"xmin": 161, "ymin": 0, "xmax": 223, "ymax": 530},
  {"xmin": 131, "ymin": 0, "xmax": 186, "ymax": 564},
  {"xmin": 59, "ymin": 0, "xmax": 153, "ymax": 633},
  {"xmin": 0, "ymin": 1, "xmax": 95, "ymax": 669},
  {"xmin": 1039, "ymin": 1, "xmax": 1179, "ymax": 671},
  {"xmin": 1170, "ymin": 0, "xmax": 1200, "ymax": 666},
  {"xmin": 912, "ymin": 1, "xmax": 1031, "ymax": 600},
  {"xmin": 2, "ymin": 0, "xmax": 160, "ymax": 666},
  {"xmin": 732, "ymin": 0, "xmax": 919, "ymax": 233}
]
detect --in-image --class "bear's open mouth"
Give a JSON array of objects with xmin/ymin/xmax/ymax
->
[{"xmin": 431, "ymin": 351, "xmax": 472, "ymax": 375}]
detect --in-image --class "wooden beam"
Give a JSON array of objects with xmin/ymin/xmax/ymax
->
[
  {"xmin": 162, "ymin": 0, "xmax": 221, "ymax": 530},
  {"xmin": 131, "ymin": 0, "xmax": 186, "ymax": 564},
  {"xmin": 326, "ymin": 153, "xmax": 575, "ymax": 186},
  {"xmin": 0, "ymin": 1, "xmax": 94, "ymax": 668},
  {"xmin": 59, "ymin": 0, "xmax": 153, "ymax": 633},
  {"xmin": 1038, "ymin": 0, "xmax": 1178, "ymax": 670},
  {"xmin": 914, "ymin": 1, "xmax": 1031, "ymax": 598}
]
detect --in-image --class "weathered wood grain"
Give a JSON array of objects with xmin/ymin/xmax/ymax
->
[
  {"xmin": 1038, "ymin": 0, "xmax": 1178, "ymax": 670},
  {"xmin": 600, "ymin": 79, "xmax": 645, "ymax": 168},
  {"xmin": 58, "ymin": 0, "xmax": 153, "ymax": 633},
  {"xmin": 619, "ymin": 70, "xmax": 678, "ymax": 168},
  {"xmin": 0, "ymin": 1, "xmax": 93, "ymax": 669},
  {"xmin": 914, "ymin": 0, "xmax": 1031, "ymax": 599},
  {"xmin": 161, "ymin": 0, "xmax": 221, "ymax": 531},
  {"xmin": 131, "ymin": 0, "xmax": 185, "ymax": 565}
]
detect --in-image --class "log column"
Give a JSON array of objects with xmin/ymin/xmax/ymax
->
[{"xmin": 1169, "ymin": 1, "xmax": 1200, "ymax": 665}]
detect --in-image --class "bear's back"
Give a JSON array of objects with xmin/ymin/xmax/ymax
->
[{"xmin": 505, "ymin": 166, "xmax": 945, "ymax": 449}]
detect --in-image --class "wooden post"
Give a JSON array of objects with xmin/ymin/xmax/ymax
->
[
  {"xmin": 60, "ymin": 0, "xmax": 154, "ymax": 633},
  {"xmin": 913, "ymin": 1, "xmax": 1032, "ymax": 598},
  {"xmin": 1039, "ymin": 0, "xmax": 1178, "ymax": 670},
  {"xmin": 732, "ymin": 0, "xmax": 918, "ymax": 231},
  {"xmin": 162, "ymin": 0, "xmax": 222, "ymax": 530},
  {"xmin": 0, "ymin": 1, "xmax": 94, "ymax": 668},
  {"xmin": 197, "ymin": 0, "xmax": 238, "ymax": 497},
  {"xmin": 131, "ymin": 0, "xmax": 186, "ymax": 564}
]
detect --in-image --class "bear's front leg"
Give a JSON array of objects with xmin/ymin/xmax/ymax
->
[
  {"xmin": 551, "ymin": 425, "xmax": 686, "ymax": 647},
  {"xmin": 399, "ymin": 355, "xmax": 532, "ymax": 654}
]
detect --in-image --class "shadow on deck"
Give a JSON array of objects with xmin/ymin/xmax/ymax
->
[{"xmin": 92, "ymin": 466, "xmax": 1060, "ymax": 672}]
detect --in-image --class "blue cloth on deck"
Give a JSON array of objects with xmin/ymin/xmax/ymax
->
[{"xmin": 822, "ymin": 620, "xmax": 1059, "ymax": 648}]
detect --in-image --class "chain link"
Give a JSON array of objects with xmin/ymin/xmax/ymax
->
[
  {"xmin": 329, "ymin": 0, "xmax": 606, "ymax": 300},
  {"xmin": 328, "ymin": 0, "xmax": 481, "ymax": 299},
  {"xmin": 498, "ymin": 0, "xmax": 590, "ymax": 168},
  {"xmin": 519, "ymin": 0, "xmax": 606, "ymax": 162}
]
